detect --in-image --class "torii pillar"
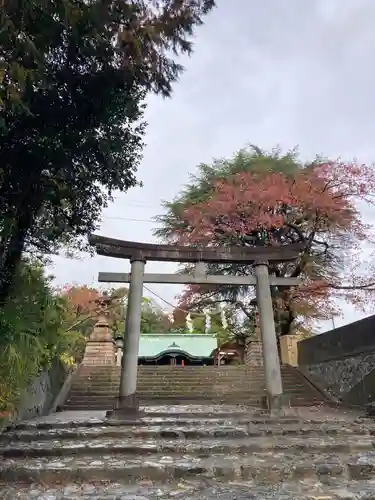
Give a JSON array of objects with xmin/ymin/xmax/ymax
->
[
  {"xmin": 254, "ymin": 261, "xmax": 287, "ymax": 411},
  {"xmin": 107, "ymin": 256, "xmax": 146, "ymax": 420}
]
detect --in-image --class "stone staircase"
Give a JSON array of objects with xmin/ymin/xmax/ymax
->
[
  {"xmin": 61, "ymin": 364, "xmax": 328, "ymax": 411},
  {"xmin": 1, "ymin": 404, "xmax": 375, "ymax": 498}
]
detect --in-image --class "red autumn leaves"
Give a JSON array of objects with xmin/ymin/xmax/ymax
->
[
  {"xmin": 176, "ymin": 161, "xmax": 374, "ymax": 248},
  {"xmin": 61, "ymin": 285, "xmax": 101, "ymax": 319},
  {"xmin": 167, "ymin": 158, "xmax": 375, "ymax": 329}
]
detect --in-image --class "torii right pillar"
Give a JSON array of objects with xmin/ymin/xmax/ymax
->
[{"xmin": 254, "ymin": 261, "xmax": 289, "ymax": 412}]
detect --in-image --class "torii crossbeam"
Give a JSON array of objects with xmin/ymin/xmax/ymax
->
[
  {"xmin": 90, "ymin": 234, "xmax": 303, "ymax": 263},
  {"xmin": 89, "ymin": 235, "xmax": 304, "ymax": 419},
  {"xmin": 98, "ymin": 271, "xmax": 300, "ymax": 286}
]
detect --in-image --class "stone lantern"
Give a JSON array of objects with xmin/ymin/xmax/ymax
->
[{"xmin": 82, "ymin": 292, "xmax": 116, "ymax": 365}]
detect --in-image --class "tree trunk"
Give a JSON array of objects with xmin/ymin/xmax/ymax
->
[
  {"xmin": 0, "ymin": 163, "xmax": 44, "ymax": 307},
  {"xmin": 0, "ymin": 207, "xmax": 35, "ymax": 307}
]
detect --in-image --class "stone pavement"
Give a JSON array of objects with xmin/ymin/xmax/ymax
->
[{"xmin": 1, "ymin": 405, "xmax": 375, "ymax": 499}]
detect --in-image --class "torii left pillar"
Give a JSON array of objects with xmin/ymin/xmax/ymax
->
[
  {"xmin": 107, "ymin": 256, "xmax": 146, "ymax": 420},
  {"xmin": 254, "ymin": 261, "xmax": 288, "ymax": 412}
]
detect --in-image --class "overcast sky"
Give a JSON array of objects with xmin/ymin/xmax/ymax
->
[{"xmin": 49, "ymin": 0, "xmax": 375, "ymax": 332}]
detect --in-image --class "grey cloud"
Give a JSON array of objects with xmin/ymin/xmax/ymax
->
[{"xmin": 50, "ymin": 0, "xmax": 375, "ymax": 329}]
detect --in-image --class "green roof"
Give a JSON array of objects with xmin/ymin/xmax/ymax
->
[{"xmin": 138, "ymin": 334, "xmax": 217, "ymax": 359}]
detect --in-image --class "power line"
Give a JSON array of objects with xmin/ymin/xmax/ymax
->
[
  {"xmin": 143, "ymin": 284, "xmax": 206, "ymax": 317},
  {"xmin": 102, "ymin": 215, "xmax": 155, "ymax": 223},
  {"xmin": 143, "ymin": 285, "xmax": 187, "ymax": 312},
  {"xmin": 110, "ymin": 198, "xmax": 163, "ymax": 209}
]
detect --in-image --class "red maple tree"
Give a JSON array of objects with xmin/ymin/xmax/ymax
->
[
  {"xmin": 171, "ymin": 160, "xmax": 375, "ymax": 334},
  {"xmin": 59, "ymin": 285, "xmax": 101, "ymax": 333}
]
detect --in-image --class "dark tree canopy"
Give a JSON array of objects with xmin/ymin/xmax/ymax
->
[{"xmin": 0, "ymin": 0, "xmax": 215, "ymax": 303}]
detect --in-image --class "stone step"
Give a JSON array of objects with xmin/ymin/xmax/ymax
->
[
  {"xmin": 67, "ymin": 390, "xmax": 266, "ymax": 396},
  {"xmin": 64, "ymin": 396, "xmax": 324, "ymax": 407},
  {"xmin": 78, "ymin": 373, "xmax": 273, "ymax": 379},
  {"xmin": 66, "ymin": 393, "xmax": 324, "ymax": 399},
  {"xmin": 62, "ymin": 400, "xmax": 267, "ymax": 410},
  {"xmin": 68, "ymin": 386, "xmax": 314, "ymax": 396},
  {"xmin": 7, "ymin": 416, "xmax": 375, "ymax": 436},
  {"xmin": 67, "ymin": 387, "xmax": 269, "ymax": 394},
  {"xmin": 79, "ymin": 366, "xmax": 269, "ymax": 371},
  {"xmin": 12, "ymin": 409, "xmax": 362, "ymax": 429},
  {"xmin": 66, "ymin": 394, "xmax": 324, "ymax": 404},
  {"xmin": 8, "ymin": 403, "xmax": 366, "ymax": 426},
  {"xmin": 83, "ymin": 367, "xmax": 266, "ymax": 369},
  {"xmin": 60, "ymin": 404, "xmax": 324, "ymax": 412},
  {"xmin": 2, "ymin": 434, "xmax": 375, "ymax": 459},
  {"xmin": 64, "ymin": 393, "xmax": 266, "ymax": 400},
  {"xmin": 12, "ymin": 412, "xmax": 285, "ymax": 431},
  {"xmin": 61, "ymin": 400, "xmax": 326, "ymax": 412},
  {"xmin": 3, "ymin": 422, "xmax": 372, "ymax": 444},
  {"xmin": 3, "ymin": 479, "xmax": 375, "ymax": 500},
  {"xmin": 133, "ymin": 371, "xmax": 290, "ymax": 375},
  {"xmin": 65, "ymin": 391, "xmax": 275, "ymax": 398},
  {"xmin": 72, "ymin": 378, "xmax": 298, "ymax": 384},
  {"xmin": 61, "ymin": 404, "xmax": 265, "ymax": 412},
  {"xmin": 69, "ymin": 379, "xmax": 318, "ymax": 388},
  {"xmin": 78, "ymin": 372, "xmax": 272, "ymax": 378},
  {"xmin": 79, "ymin": 372, "xmax": 298, "ymax": 378},
  {"xmin": 74, "ymin": 379, "xmax": 314, "ymax": 387},
  {"xmin": 77, "ymin": 370, "xmax": 296, "ymax": 376},
  {"xmin": 71, "ymin": 383, "xmax": 299, "ymax": 389},
  {"xmin": 74, "ymin": 378, "xmax": 304, "ymax": 386},
  {"xmin": 2, "ymin": 450, "xmax": 375, "ymax": 484},
  {"xmin": 68, "ymin": 387, "xmax": 311, "ymax": 394},
  {"xmin": 66, "ymin": 396, "xmax": 323, "ymax": 405},
  {"xmin": 64, "ymin": 398, "xmax": 264, "ymax": 406},
  {"xmin": 11, "ymin": 405, "xmax": 283, "ymax": 428},
  {"xmin": 76, "ymin": 378, "xmax": 273, "ymax": 383},
  {"xmin": 81, "ymin": 374, "xmax": 301, "ymax": 380},
  {"xmin": 62, "ymin": 400, "xmax": 326, "ymax": 412},
  {"xmin": 79, "ymin": 367, "xmax": 301, "ymax": 378},
  {"xmin": 76, "ymin": 378, "xmax": 276, "ymax": 384}
]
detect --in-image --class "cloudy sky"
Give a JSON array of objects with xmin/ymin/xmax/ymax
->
[{"xmin": 49, "ymin": 0, "xmax": 375, "ymax": 332}]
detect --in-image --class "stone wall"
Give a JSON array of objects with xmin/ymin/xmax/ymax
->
[
  {"xmin": 297, "ymin": 315, "xmax": 375, "ymax": 405},
  {"xmin": 16, "ymin": 358, "xmax": 67, "ymax": 421}
]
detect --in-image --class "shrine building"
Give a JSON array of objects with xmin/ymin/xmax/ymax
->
[{"xmin": 137, "ymin": 334, "xmax": 217, "ymax": 366}]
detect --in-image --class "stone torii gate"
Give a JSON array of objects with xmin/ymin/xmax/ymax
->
[{"xmin": 89, "ymin": 235, "xmax": 303, "ymax": 419}]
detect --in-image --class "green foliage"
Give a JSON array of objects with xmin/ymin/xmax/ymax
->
[
  {"xmin": 0, "ymin": 0, "xmax": 215, "ymax": 303},
  {"xmin": 0, "ymin": 261, "xmax": 66, "ymax": 414},
  {"xmin": 0, "ymin": 0, "xmax": 216, "ymax": 113},
  {"xmin": 107, "ymin": 289, "xmax": 174, "ymax": 335},
  {"xmin": 0, "ymin": 262, "xmax": 99, "ymax": 415},
  {"xmin": 140, "ymin": 297, "xmax": 173, "ymax": 333},
  {"xmin": 170, "ymin": 306, "xmax": 250, "ymax": 347},
  {"xmin": 57, "ymin": 328, "xmax": 87, "ymax": 365},
  {"xmin": 55, "ymin": 284, "xmax": 176, "ymax": 365}
]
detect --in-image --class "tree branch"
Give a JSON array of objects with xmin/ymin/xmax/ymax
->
[{"xmin": 328, "ymin": 281, "xmax": 375, "ymax": 290}]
